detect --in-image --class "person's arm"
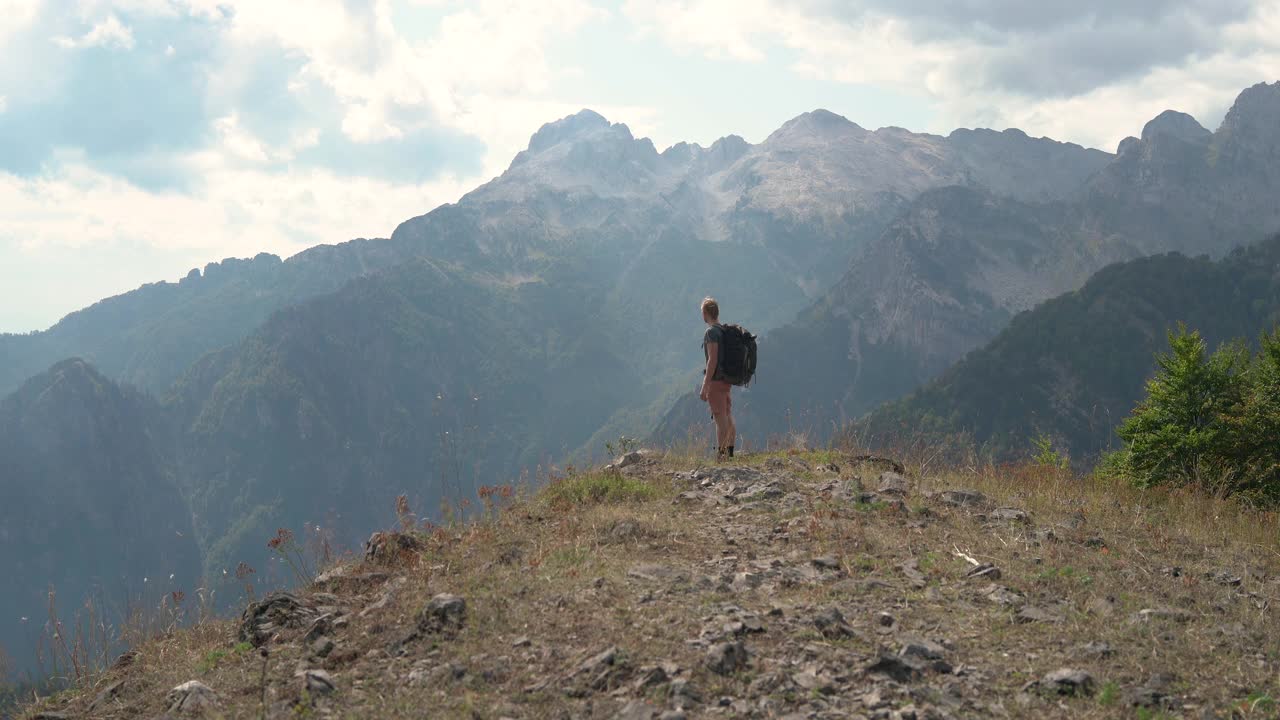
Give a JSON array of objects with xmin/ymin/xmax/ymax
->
[{"xmin": 700, "ymin": 341, "xmax": 719, "ymax": 401}]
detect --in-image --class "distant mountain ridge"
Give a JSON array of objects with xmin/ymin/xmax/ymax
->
[
  {"xmin": 863, "ymin": 234, "xmax": 1280, "ymax": 460},
  {"xmin": 653, "ymin": 81, "xmax": 1280, "ymax": 446},
  {"xmin": 0, "ymin": 359, "xmax": 202, "ymax": 675},
  {"xmin": 1, "ymin": 103, "xmax": 1110, "ymax": 399}
]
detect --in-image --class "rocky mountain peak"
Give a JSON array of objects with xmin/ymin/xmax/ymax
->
[
  {"xmin": 1117, "ymin": 136, "xmax": 1140, "ymax": 155},
  {"xmin": 9, "ymin": 357, "xmax": 108, "ymax": 407},
  {"xmin": 767, "ymin": 109, "xmax": 866, "ymax": 143},
  {"xmin": 524, "ymin": 109, "xmax": 616, "ymax": 154},
  {"xmin": 1140, "ymin": 110, "xmax": 1210, "ymax": 143},
  {"xmin": 660, "ymin": 141, "xmax": 700, "ymax": 164},
  {"xmin": 1216, "ymin": 81, "xmax": 1280, "ymax": 155},
  {"xmin": 1220, "ymin": 81, "xmax": 1280, "ymax": 125},
  {"xmin": 703, "ymin": 134, "xmax": 751, "ymax": 171},
  {"xmin": 492, "ymin": 108, "xmax": 665, "ymax": 195}
]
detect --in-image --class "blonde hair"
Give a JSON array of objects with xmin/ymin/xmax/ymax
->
[{"xmin": 700, "ymin": 296, "xmax": 720, "ymax": 321}]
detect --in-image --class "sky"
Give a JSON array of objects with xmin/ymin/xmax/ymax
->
[{"xmin": 1, "ymin": 0, "xmax": 1278, "ymax": 332}]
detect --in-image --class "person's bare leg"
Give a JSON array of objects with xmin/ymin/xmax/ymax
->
[
  {"xmin": 713, "ymin": 413, "xmax": 731, "ymax": 457},
  {"xmin": 727, "ymin": 414, "xmax": 737, "ymax": 451}
]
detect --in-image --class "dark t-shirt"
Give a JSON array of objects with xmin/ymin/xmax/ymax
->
[{"xmin": 703, "ymin": 324, "xmax": 726, "ymax": 381}]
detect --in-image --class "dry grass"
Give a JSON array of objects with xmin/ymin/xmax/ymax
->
[{"xmin": 20, "ymin": 449, "xmax": 1280, "ymax": 719}]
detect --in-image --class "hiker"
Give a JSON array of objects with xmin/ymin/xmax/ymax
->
[{"xmin": 700, "ymin": 297, "xmax": 737, "ymax": 460}]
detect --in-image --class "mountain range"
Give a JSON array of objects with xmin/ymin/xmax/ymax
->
[
  {"xmin": 4, "ymin": 81, "xmax": 1280, "ymax": 677},
  {"xmin": 654, "ymin": 82, "xmax": 1280, "ymax": 446}
]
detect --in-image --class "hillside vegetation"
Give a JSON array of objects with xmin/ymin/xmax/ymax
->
[
  {"xmin": 865, "ymin": 234, "xmax": 1280, "ymax": 462},
  {"xmin": 16, "ymin": 449, "xmax": 1280, "ymax": 719}
]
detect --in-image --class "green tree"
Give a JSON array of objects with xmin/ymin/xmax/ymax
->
[
  {"xmin": 1111, "ymin": 325, "xmax": 1247, "ymax": 490},
  {"xmin": 1226, "ymin": 329, "xmax": 1280, "ymax": 504}
]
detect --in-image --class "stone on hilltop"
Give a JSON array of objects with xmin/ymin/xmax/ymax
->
[
  {"xmin": 418, "ymin": 593, "xmax": 467, "ymax": 636},
  {"xmin": 299, "ymin": 669, "xmax": 335, "ymax": 695},
  {"xmin": 166, "ymin": 681, "xmax": 218, "ymax": 713},
  {"xmin": 705, "ymin": 640, "xmax": 749, "ymax": 675},
  {"xmin": 877, "ymin": 471, "xmax": 912, "ymax": 495},
  {"xmin": 939, "ymin": 489, "xmax": 987, "ymax": 507},
  {"xmin": 1041, "ymin": 668, "xmax": 1094, "ymax": 696}
]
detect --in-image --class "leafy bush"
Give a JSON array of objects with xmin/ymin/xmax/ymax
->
[
  {"xmin": 1031, "ymin": 433, "xmax": 1069, "ymax": 469},
  {"xmin": 604, "ymin": 435, "xmax": 639, "ymax": 458},
  {"xmin": 1225, "ymin": 329, "xmax": 1280, "ymax": 504},
  {"xmin": 1104, "ymin": 325, "xmax": 1280, "ymax": 505}
]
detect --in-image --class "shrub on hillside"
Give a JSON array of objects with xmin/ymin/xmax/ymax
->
[
  {"xmin": 543, "ymin": 471, "xmax": 659, "ymax": 508},
  {"xmin": 1225, "ymin": 329, "xmax": 1280, "ymax": 505},
  {"xmin": 1104, "ymin": 325, "xmax": 1280, "ymax": 505}
]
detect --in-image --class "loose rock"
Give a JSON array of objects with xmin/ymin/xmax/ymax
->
[
  {"xmin": 616, "ymin": 450, "xmax": 649, "ymax": 469},
  {"xmin": 939, "ymin": 489, "xmax": 987, "ymax": 507},
  {"xmin": 813, "ymin": 607, "xmax": 856, "ymax": 639},
  {"xmin": 982, "ymin": 584, "xmax": 1025, "ymax": 607},
  {"xmin": 239, "ymin": 592, "xmax": 319, "ymax": 647},
  {"xmin": 363, "ymin": 531, "xmax": 424, "ymax": 565},
  {"xmin": 309, "ymin": 636, "xmax": 335, "ymax": 658},
  {"xmin": 1041, "ymin": 668, "xmax": 1094, "ymax": 696},
  {"xmin": 990, "ymin": 508, "xmax": 1028, "ymax": 523},
  {"xmin": 566, "ymin": 646, "xmax": 630, "ymax": 696},
  {"xmin": 1135, "ymin": 607, "xmax": 1193, "ymax": 623},
  {"xmin": 811, "ymin": 555, "xmax": 841, "ymax": 571},
  {"xmin": 865, "ymin": 652, "xmax": 924, "ymax": 682},
  {"xmin": 668, "ymin": 678, "xmax": 703, "ymax": 708},
  {"xmin": 166, "ymin": 681, "xmax": 219, "ymax": 713},
  {"xmin": 299, "ymin": 669, "xmax": 335, "ymax": 695},
  {"xmin": 877, "ymin": 472, "xmax": 912, "ymax": 496},
  {"xmin": 1015, "ymin": 606, "xmax": 1063, "ymax": 624},
  {"xmin": 705, "ymin": 640, "xmax": 749, "ymax": 675},
  {"xmin": 1125, "ymin": 672, "xmax": 1177, "ymax": 708},
  {"xmin": 965, "ymin": 563, "xmax": 1001, "ymax": 581},
  {"xmin": 900, "ymin": 559, "xmax": 928, "ymax": 588},
  {"xmin": 89, "ymin": 679, "xmax": 125, "ymax": 712},
  {"xmin": 418, "ymin": 593, "xmax": 467, "ymax": 636},
  {"xmin": 617, "ymin": 699, "xmax": 660, "ymax": 719},
  {"xmin": 1208, "ymin": 569, "xmax": 1243, "ymax": 586}
]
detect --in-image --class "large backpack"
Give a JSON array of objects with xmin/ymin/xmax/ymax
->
[{"xmin": 717, "ymin": 324, "xmax": 758, "ymax": 386}]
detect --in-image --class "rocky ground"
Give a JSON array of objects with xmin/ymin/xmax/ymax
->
[{"xmin": 20, "ymin": 450, "xmax": 1280, "ymax": 719}]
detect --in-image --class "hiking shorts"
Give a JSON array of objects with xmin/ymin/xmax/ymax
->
[{"xmin": 706, "ymin": 380, "xmax": 732, "ymax": 417}]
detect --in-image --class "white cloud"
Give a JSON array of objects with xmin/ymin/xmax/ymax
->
[
  {"xmin": 0, "ymin": 95, "xmax": 7, "ymax": 114},
  {"xmin": 1, "ymin": 0, "xmax": 651, "ymax": 329},
  {"xmin": 0, "ymin": 0, "xmax": 40, "ymax": 44},
  {"xmin": 623, "ymin": 0, "xmax": 1280, "ymax": 150},
  {"xmin": 185, "ymin": 0, "xmax": 609, "ymax": 176},
  {"xmin": 53, "ymin": 14, "xmax": 137, "ymax": 50},
  {"xmin": 212, "ymin": 113, "xmax": 271, "ymax": 163},
  {"xmin": 0, "ymin": 156, "xmax": 474, "ymax": 258}
]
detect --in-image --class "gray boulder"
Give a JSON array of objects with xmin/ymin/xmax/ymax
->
[{"xmin": 166, "ymin": 681, "xmax": 218, "ymax": 713}]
